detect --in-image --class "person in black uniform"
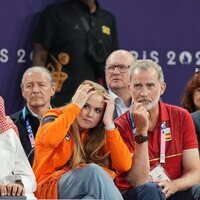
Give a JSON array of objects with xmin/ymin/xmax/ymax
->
[
  {"xmin": 32, "ymin": 0, "xmax": 119, "ymax": 107},
  {"xmin": 10, "ymin": 66, "xmax": 55, "ymax": 163}
]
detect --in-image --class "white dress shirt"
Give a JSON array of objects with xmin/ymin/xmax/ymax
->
[{"xmin": 0, "ymin": 128, "xmax": 36, "ymax": 199}]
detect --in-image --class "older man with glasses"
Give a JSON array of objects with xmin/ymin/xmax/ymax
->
[{"xmin": 105, "ymin": 49, "xmax": 136, "ymax": 119}]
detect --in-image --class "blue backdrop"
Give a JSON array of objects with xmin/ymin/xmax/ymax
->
[{"xmin": 1, "ymin": 0, "xmax": 200, "ymax": 114}]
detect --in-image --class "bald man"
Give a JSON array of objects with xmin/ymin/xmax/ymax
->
[{"xmin": 105, "ymin": 50, "xmax": 136, "ymax": 119}]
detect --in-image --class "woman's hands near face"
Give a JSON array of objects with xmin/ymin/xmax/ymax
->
[
  {"xmin": 103, "ymin": 92, "xmax": 115, "ymax": 126},
  {"xmin": 72, "ymin": 84, "xmax": 115, "ymax": 127},
  {"xmin": 72, "ymin": 84, "xmax": 96, "ymax": 109}
]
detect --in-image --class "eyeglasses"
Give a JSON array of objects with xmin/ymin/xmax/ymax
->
[{"xmin": 105, "ymin": 64, "xmax": 130, "ymax": 73}]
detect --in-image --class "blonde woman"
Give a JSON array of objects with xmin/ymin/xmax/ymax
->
[{"xmin": 33, "ymin": 80, "xmax": 132, "ymax": 199}]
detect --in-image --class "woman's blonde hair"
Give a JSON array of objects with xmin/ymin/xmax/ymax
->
[{"xmin": 70, "ymin": 80, "xmax": 111, "ymax": 169}]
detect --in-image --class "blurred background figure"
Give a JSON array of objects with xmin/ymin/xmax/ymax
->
[
  {"xmin": 32, "ymin": 0, "xmax": 118, "ymax": 107},
  {"xmin": 191, "ymin": 110, "xmax": 200, "ymax": 153},
  {"xmin": 181, "ymin": 68, "xmax": 200, "ymax": 113},
  {"xmin": 0, "ymin": 96, "xmax": 36, "ymax": 199},
  {"xmin": 105, "ymin": 50, "xmax": 136, "ymax": 119},
  {"xmin": 10, "ymin": 66, "xmax": 55, "ymax": 162},
  {"xmin": 182, "ymin": 68, "xmax": 200, "ymax": 153}
]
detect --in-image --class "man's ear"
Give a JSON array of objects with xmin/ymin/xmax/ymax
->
[
  {"xmin": 21, "ymin": 89, "xmax": 26, "ymax": 100},
  {"xmin": 128, "ymin": 83, "xmax": 131, "ymax": 91},
  {"xmin": 160, "ymin": 82, "xmax": 166, "ymax": 95},
  {"xmin": 128, "ymin": 83, "xmax": 133, "ymax": 96},
  {"xmin": 51, "ymin": 83, "xmax": 56, "ymax": 97}
]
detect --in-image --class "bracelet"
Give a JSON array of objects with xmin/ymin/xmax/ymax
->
[{"xmin": 105, "ymin": 122, "xmax": 115, "ymax": 130}]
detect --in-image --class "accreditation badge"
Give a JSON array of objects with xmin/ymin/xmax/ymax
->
[{"xmin": 149, "ymin": 164, "xmax": 171, "ymax": 182}]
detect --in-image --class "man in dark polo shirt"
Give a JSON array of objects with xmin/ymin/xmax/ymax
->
[
  {"xmin": 10, "ymin": 66, "xmax": 55, "ymax": 163},
  {"xmin": 32, "ymin": 0, "xmax": 118, "ymax": 107}
]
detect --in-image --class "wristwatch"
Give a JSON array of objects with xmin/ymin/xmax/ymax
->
[{"xmin": 135, "ymin": 135, "xmax": 148, "ymax": 144}]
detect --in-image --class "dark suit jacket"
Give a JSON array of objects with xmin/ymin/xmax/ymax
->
[{"xmin": 10, "ymin": 106, "xmax": 40, "ymax": 157}]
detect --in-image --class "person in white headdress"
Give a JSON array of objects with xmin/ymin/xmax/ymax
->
[{"xmin": 0, "ymin": 96, "xmax": 36, "ymax": 199}]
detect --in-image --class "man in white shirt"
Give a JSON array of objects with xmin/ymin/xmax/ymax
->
[
  {"xmin": 0, "ymin": 96, "xmax": 36, "ymax": 199},
  {"xmin": 105, "ymin": 50, "xmax": 136, "ymax": 119}
]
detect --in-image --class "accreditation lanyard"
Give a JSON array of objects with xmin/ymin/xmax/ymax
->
[
  {"xmin": 129, "ymin": 109, "xmax": 136, "ymax": 137},
  {"xmin": 22, "ymin": 107, "xmax": 35, "ymax": 148},
  {"xmin": 160, "ymin": 121, "xmax": 166, "ymax": 163},
  {"xmin": 129, "ymin": 109, "xmax": 167, "ymax": 163}
]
